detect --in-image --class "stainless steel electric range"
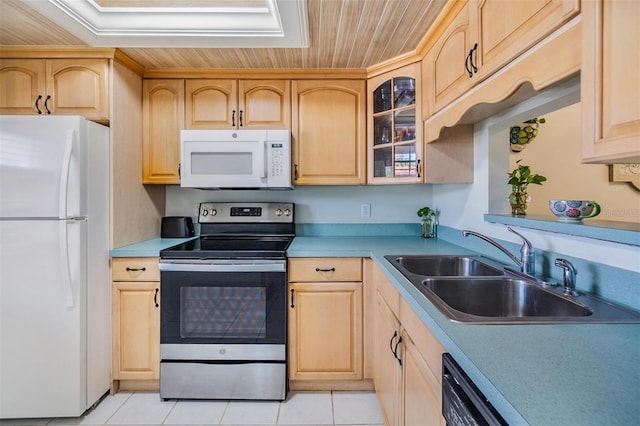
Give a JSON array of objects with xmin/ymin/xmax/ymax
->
[{"xmin": 158, "ymin": 202, "xmax": 294, "ymax": 401}]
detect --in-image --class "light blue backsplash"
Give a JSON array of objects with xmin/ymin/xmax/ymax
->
[{"xmin": 165, "ymin": 185, "xmax": 434, "ymax": 224}]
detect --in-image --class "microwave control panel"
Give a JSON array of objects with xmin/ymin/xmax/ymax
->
[{"xmin": 269, "ymin": 143, "xmax": 286, "ymax": 178}]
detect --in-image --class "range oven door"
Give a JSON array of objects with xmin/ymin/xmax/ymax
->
[
  {"xmin": 158, "ymin": 259, "xmax": 287, "ymax": 400},
  {"xmin": 159, "ymin": 259, "xmax": 286, "ymax": 348}
]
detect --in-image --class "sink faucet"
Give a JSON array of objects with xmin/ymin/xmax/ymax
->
[
  {"xmin": 555, "ymin": 258, "xmax": 579, "ymax": 296},
  {"xmin": 462, "ymin": 227, "xmax": 535, "ymax": 275}
]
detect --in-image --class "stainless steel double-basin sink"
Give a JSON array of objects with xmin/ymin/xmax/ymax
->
[{"xmin": 385, "ymin": 255, "xmax": 640, "ymax": 324}]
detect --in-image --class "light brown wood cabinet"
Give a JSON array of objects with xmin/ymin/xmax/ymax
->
[
  {"xmin": 375, "ymin": 291, "xmax": 403, "ymax": 426},
  {"xmin": 292, "ymin": 80, "xmax": 366, "ymax": 185},
  {"xmin": 403, "ymin": 333, "xmax": 445, "ymax": 426},
  {"xmin": 581, "ymin": 0, "xmax": 640, "ymax": 163},
  {"xmin": 424, "ymin": 0, "xmax": 580, "ymax": 115},
  {"xmin": 111, "ymin": 258, "xmax": 160, "ymax": 391},
  {"xmin": 368, "ymin": 63, "xmax": 423, "ymax": 184},
  {"xmin": 373, "ymin": 263, "xmax": 445, "ymax": 426},
  {"xmin": 423, "ymin": 0, "xmax": 476, "ymax": 117},
  {"xmin": 288, "ymin": 258, "xmax": 364, "ymax": 386},
  {"xmin": 0, "ymin": 58, "xmax": 109, "ymax": 122},
  {"xmin": 142, "ymin": 79, "xmax": 184, "ymax": 184},
  {"xmin": 186, "ymin": 79, "xmax": 290, "ymax": 130}
]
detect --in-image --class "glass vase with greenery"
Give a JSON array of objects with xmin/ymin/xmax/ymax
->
[
  {"xmin": 417, "ymin": 206, "xmax": 437, "ymax": 238},
  {"xmin": 507, "ymin": 160, "xmax": 547, "ymax": 216}
]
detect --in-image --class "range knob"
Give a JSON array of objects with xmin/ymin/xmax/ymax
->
[
  {"xmin": 201, "ymin": 209, "xmax": 208, "ymax": 216},
  {"xmin": 210, "ymin": 209, "xmax": 217, "ymax": 216},
  {"xmin": 275, "ymin": 209, "xmax": 283, "ymax": 216},
  {"xmin": 284, "ymin": 209, "xmax": 292, "ymax": 216}
]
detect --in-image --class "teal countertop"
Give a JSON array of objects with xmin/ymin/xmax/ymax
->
[
  {"xmin": 111, "ymin": 235, "xmax": 639, "ymax": 425},
  {"xmin": 289, "ymin": 236, "xmax": 640, "ymax": 426}
]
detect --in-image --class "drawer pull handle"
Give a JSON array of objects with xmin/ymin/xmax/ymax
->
[
  {"xmin": 315, "ymin": 267, "xmax": 335, "ymax": 272},
  {"xmin": 126, "ymin": 267, "xmax": 146, "ymax": 272},
  {"xmin": 154, "ymin": 288, "xmax": 159, "ymax": 308}
]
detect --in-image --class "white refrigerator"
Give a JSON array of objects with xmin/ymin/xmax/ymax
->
[{"xmin": 0, "ymin": 116, "xmax": 110, "ymax": 418}]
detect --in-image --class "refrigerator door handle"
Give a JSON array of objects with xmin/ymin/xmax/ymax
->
[
  {"xmin": 58, "ymin": 130, "xmax": 75, "ymax": 219},
  {"xmin": 59, "ymin": 220, "xmax": 75, "ymax": 308}
]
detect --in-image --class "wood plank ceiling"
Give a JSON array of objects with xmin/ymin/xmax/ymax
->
[{"xmin": 0, "ymin": 0, "xmax": 447, "ymax": 69}]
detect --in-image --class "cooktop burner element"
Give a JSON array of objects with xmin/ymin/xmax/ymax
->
[{"xmin": 160, "ymin": 202, "xmax": 294, "ymax": 260}]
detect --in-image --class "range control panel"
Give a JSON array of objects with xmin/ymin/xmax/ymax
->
[{"xmin": 199, "ymin": 202, "xmax": 294, "ymax": 223}]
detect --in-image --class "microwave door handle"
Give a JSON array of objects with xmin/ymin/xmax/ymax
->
[{"xmin": 261, "ymin": 140, "xmax": 268, "ymax": 178}]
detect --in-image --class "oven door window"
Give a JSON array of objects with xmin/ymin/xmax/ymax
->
[
  {"xmin": 181, "ymin": 286, "xmax": 266, "ymax": 339},
  {"xmin": 161, "ymin": 271, "xmax": 286, "ymax": 345}
]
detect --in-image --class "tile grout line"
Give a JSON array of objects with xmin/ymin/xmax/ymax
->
[
  {"xmin": 159, "ymin": 392, "xmax": 178, "ymax": 425},
  {"xmin": 216, "ymin": 400, "xmax": 230, "ymax": 425},
  {"xmin": 330, "ymin": 391, "xmax": 336, "ymax": 426},
  {"xmin": 101, "ymin": 390, "xmax": 133, "ymax": 425}
]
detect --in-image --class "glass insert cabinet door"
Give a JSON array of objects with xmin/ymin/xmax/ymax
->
[{"xmin": 370, "ymin": 71, "xmax": 421, "ymax": 182}]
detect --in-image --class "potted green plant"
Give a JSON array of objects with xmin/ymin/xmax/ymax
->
[
  {"xmin": 417, "ymin": 206, "xmax": 437, "ymax": 238},
  {"xmin": 507, "ymin": 160, "xmax": 547, "ymax": 216}
]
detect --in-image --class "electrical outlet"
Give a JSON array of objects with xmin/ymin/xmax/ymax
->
[{"xmin": 360, "ymin": 203, "xmax": 371, "ymax": 218}]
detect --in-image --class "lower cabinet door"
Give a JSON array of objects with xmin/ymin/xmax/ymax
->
[
  {"xmin": 112, "ymin": 281, "xmax": 160, "ymax": 380},
  {"xmin": 403, "ymin": 334, "xmax": 445, "ymax": 426},
  {"xmin": 288, "ymin": 281, "xmax": 363, "ymax": 380},
  {"xmin": 375, "ymin": 292, "xmax": 403, "ymax": 426}
]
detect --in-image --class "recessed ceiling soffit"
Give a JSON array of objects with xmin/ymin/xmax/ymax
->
[{"xmin": 21, "ymin": 0, "xmax": 309, "ymax": 48}]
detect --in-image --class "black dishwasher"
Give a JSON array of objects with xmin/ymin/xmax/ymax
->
[{"xmin": 442, "ymin": 353, "xmax": 507, "ymax": 426}]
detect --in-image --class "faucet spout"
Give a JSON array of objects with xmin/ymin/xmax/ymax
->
[
  {"xmin": 462, "ymin": 230, "xmax": 522, "ymax": 268},
  {"xmin": 462, "ymin": 227, "xmax": 535, "ymax": 275}
]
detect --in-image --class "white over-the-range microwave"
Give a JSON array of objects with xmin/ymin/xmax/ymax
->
[{"xmin": 180, "ymin": 129, "xmax": 292, "ymax": 189}]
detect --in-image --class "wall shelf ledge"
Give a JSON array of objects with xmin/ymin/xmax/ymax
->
[{"xmin": 484, "ymin": 214, "xmax": 640, "ymax": 247}]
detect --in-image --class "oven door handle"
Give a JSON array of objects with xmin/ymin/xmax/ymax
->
[{"xmin": 158, "ymin": 261, "xmax": 286, "ymax": 273}]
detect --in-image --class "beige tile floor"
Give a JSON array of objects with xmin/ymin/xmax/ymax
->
[{"xmin": 0, "ymin": 391, "xmax": 385, "ymax": 426}]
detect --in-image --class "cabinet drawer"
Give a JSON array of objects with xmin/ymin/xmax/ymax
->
[
  {"xmin": 288, "ymin": 258, "xmax": 362, "ymax": 282},
  {"xmin": 112, "ymin": 257, "xmax": 160, "ymax": 282}
]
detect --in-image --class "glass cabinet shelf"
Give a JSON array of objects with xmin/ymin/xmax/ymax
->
[
  {"xmin": 368, "ymin": 63, "xmax": 421, "ymax": 184},
  {"xmin": 372, "ymin": 75, "xmax": 418, "ymax": 179}
]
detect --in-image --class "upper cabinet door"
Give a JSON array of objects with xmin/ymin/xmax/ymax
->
[
  {"xmin": 424, "ymin": 0, "xmax": 579, "ymax": 116},
  {"xmin": 424, "ymin": 0, "xmax": 476, "ymax": 116},
  {"xmin": 185, "ymin": 79, "xmax": 237, "ymax": 129},
  {"xmin": 368, "ymin": 63, "xmax": 422, "ymax": 184},
  {"xmin": 185, "ymin": 79, "xmax": 290, "ymax": 130},
  {"xmin": 239, "ymin": 80, "xmax": 290, "ymax": 129},
  {"xmin": 142, "ymin": 79, "xmax": 184, "ymax": 184},
  {"xmin": 46, "ymin": 59, "xmax": 109, "ymax": 122},
  {"xmin": 475, "ymin": 0, "xmax": 580, "ymax": 81},
  {"xmin": 582, "ymin": 0, "xmax": 640, "ymax": 163},
  {"xmin": 292, "ymin": 80, "xmax": 366, "ymax": 185},
  {"xmin": 0, "ymin": 59, "xmax": 45, "ymax": 115},
  {"xmin": 0, "ymin": 58, "xmax": 109, "ymax": 121}
]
